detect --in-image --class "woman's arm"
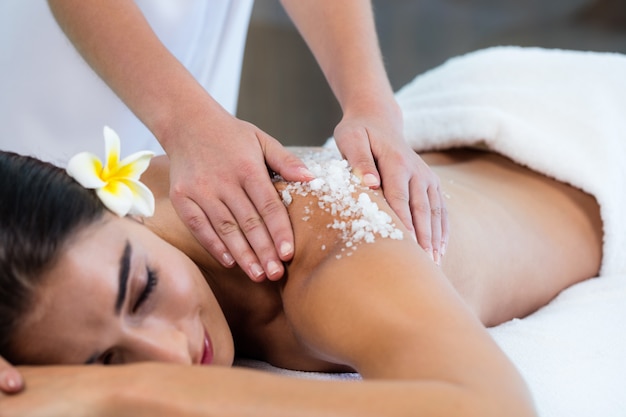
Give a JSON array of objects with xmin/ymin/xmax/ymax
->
[{"xmin": 3, "ymin": 359, "xmax": 528, "ymax": 417}]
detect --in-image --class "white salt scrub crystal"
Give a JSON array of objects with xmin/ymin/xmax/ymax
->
[
  {"xmin": 276, "ymin": 148, "xmax": 403, "ymax": 252},
  {"xmin": 281, "ymin": 189, "xmax": 292, "ymax": 206}
]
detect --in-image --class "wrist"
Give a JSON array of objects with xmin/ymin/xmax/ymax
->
[
  {"xmin": 341, "ymin": 92, "xmax": 402, "ymax": 123},
  {"xmin": 148, "ymin": 89, "xmax": 228, "ymax": 157}
]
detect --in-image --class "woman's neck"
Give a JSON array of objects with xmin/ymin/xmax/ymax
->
[
  {"xmin": 142, "ymin": 156, "xmax": 293, "ymax": 359},
  {"xmin": 198, "ymin": 262, "xmax": 286, "ymax": 360}
]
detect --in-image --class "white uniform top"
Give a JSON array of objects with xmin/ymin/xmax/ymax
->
[{"xmin": 0, "ymin": 0, "xmax": 254, "ymax": 164}]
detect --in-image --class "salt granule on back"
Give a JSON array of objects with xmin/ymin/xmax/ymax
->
[{"xmin": 276, "ymin": 148, "xmax": 403, "ymax": 255}]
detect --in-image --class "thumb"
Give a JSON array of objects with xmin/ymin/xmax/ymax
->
[
  {"xmin": 262, "ymin": 134, "xmax": 315, "ymax": 182},
  {"xmin": 336, "ymin": 132, "xmax": 380, "ymax": 188}
]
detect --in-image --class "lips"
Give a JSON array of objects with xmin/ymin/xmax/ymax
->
[{"xmin": 200, "ymin": 330, "xmax": 214, "ymax": 365}]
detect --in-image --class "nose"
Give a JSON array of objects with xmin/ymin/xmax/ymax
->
[{"xmin": 123, "ymin": 326, "xmax": 192, "ymax": 364}]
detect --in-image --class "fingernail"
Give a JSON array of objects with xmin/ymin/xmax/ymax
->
[
  {"xmin": 299, "ymin": 167, "xmax": 315, "ymax": 179},
  {"xmin": 280, "ymin": 241, "xmax": 293, "ymax": 259},
  {"xmin": 222, "ymin": 252, "xmax": 235, "ymax": 267},
  {"xmin": 2, "ymin": 370, "xmax": 21, "ymax": 391},
  {"xmin": 250, "ymin": 263, "xmax": 264, "ymax": 280},
  {"xmin": 426, "ymin": 248, "xmax": 434, "ymax": 262},
  {"xmin": 441, "ymin": 242, "xmax": 447, "ymax": 256},
  {"xmin": 433, "ymin": 250, "xmax": 441, "ymax": 266},
  {"xmin": 363, "ymin": 173, "xmax": 379, "ymax": 187},
  {"xmin": 5, "ymin": 376, "xmax": 18, "ymax": 391},
  {"xmin": 267, "ymin": 260, "xmax": 281, "ymax": 278}
]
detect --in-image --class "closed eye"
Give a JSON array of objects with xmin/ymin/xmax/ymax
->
[
  {"xmin": 101, "ymin": 351, "xmax": 115, "ymax": 365},
  {"xmin": 133, "ymin": 267, "xmax": 158, "ymax": 313},
  {"xmin": 98, "ymin": 268, "xmax": 158, "ymax": 365}
]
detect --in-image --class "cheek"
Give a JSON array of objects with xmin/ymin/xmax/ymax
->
[{"xmin": 157, "ymin": 253, "xmax": 209, "ymax": 316}]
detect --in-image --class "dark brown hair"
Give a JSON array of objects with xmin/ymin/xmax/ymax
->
[{"xmin": 0, "ymin": 151, "xmax": 105, "ymax": 363}]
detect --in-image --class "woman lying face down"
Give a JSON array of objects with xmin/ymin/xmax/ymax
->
[{"xmin": 0, "ymin": 144, "xmax": 602, "ymax": 416}]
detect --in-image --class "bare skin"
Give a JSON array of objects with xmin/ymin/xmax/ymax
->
[
  {"xmin": 0, "ymin": 148, "xmax": 601, "ymax": 416},
  {"xmin": 141, "ymin": 148, "xmax": 602, "ymax": 370}
]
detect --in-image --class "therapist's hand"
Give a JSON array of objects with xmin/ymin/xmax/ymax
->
[
  {"xmin": 334, "ymin": 103, "xmax": 449, "ymax": 265},
  {"xmin": 165, "ymin": 111, "xmax": 314, "ymax": 282},
  {"xmin": 0, "ymin": 357, "xmax": 23, "ymax": 394}
]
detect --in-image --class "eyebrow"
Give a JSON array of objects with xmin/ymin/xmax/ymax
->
[{"xmin": 115, "ymin": 240, "xmax": 132, "ymax": 315}]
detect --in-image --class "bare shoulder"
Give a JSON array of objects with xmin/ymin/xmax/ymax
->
[
  {"xmin": 272, "ymin": 150, "xmax": 534, "ymax": 413},
  {"xmin": 141, "ymin": 154, "xmax": 170, "ymax": 200},
  {"xmin": 277, "ymin": 148, "xmax": 405, "ymax": 270},
  {"xmin": 275, "ymin": 150, "xmax": 477, "ymax": 367}
]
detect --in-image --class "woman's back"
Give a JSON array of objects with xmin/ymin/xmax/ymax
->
[
  {"xmin": 142, "ymin": 147, "xmax": 602, "ymax": 368},
  {"xmin": 422, "ymin": 150, "xmax": 602, "ymax": 325}
]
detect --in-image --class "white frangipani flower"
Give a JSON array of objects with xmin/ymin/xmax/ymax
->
[{"xmin": 66, "ymin": 126, "xmax": 155, "ymax": 217}]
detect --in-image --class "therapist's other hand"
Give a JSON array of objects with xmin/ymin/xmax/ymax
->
[
  {"xmin": 333, "ymin": 103, "xmax": 449, "ymax": 265},
  {"xmin": 0, "ymin": 356, "xmax": 23, "ymax": 394},
  {"xmin": 165, "ymin": 112, "xmax": 313, "ymax": 282}
]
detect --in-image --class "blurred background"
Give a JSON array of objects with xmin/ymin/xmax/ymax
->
[{"xmin": 237, "ymin": 0, "xmax": 626, "ymax": 146}]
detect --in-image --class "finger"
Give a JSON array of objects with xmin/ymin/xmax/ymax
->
[
  {"xmin": 244, "ymin": 173, "xmax": 294, "ymax": 265},
  {"xmin": 440, "ymin": 191, "xmax": 450, "ymax": 258},
  {"xmin": 262, "ymin": 136, "xmax": 314, "ymax": 182},
  {"xmin": 204, "ymin": 196, "xmax": 273, "ymax": 282},
  {"xmin": 335, "ymin": 128, "xmax": 380, "ymax": 188},
  {"xmin": 427, "ymin": 185, "xmax": 443, "ymax": 266},
  {"xmin": 0, "ymin": 366, "xmax": 23, "ymax": 394},
  {"xmin": 171, "ymin": 196, "xmax": 236, "ymax": 269},
  {"xmin": 410, "ymin": 184, "xmax": 434, "ymax": 262},
  {"xmin": 381, "ymin": 173, "xmax": 416, "ymax": 239},
  {"xmin": 225, "ymin": 183, "xmax": 287, "ymax": 282}
]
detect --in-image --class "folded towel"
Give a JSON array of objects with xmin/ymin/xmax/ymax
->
[{"xmin": 394, "ymin": 46, "xmax": 626, "ymax": 276}]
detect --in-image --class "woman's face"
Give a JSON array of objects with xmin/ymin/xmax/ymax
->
[{"xmin": 14, "ymin": 214, "xmax": 234, "ymax": 367}]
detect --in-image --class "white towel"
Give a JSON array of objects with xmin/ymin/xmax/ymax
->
[
  {"xmin": 488, "ymin": 273, "xmax": 626, "ymax": 417},
  {"xmin": 391, "ymin": 48, "xmax": 626, "ymax": 415},
  {"xmin": 395, "ymin": 46, "xmax": 626, "ymax": 276}
]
